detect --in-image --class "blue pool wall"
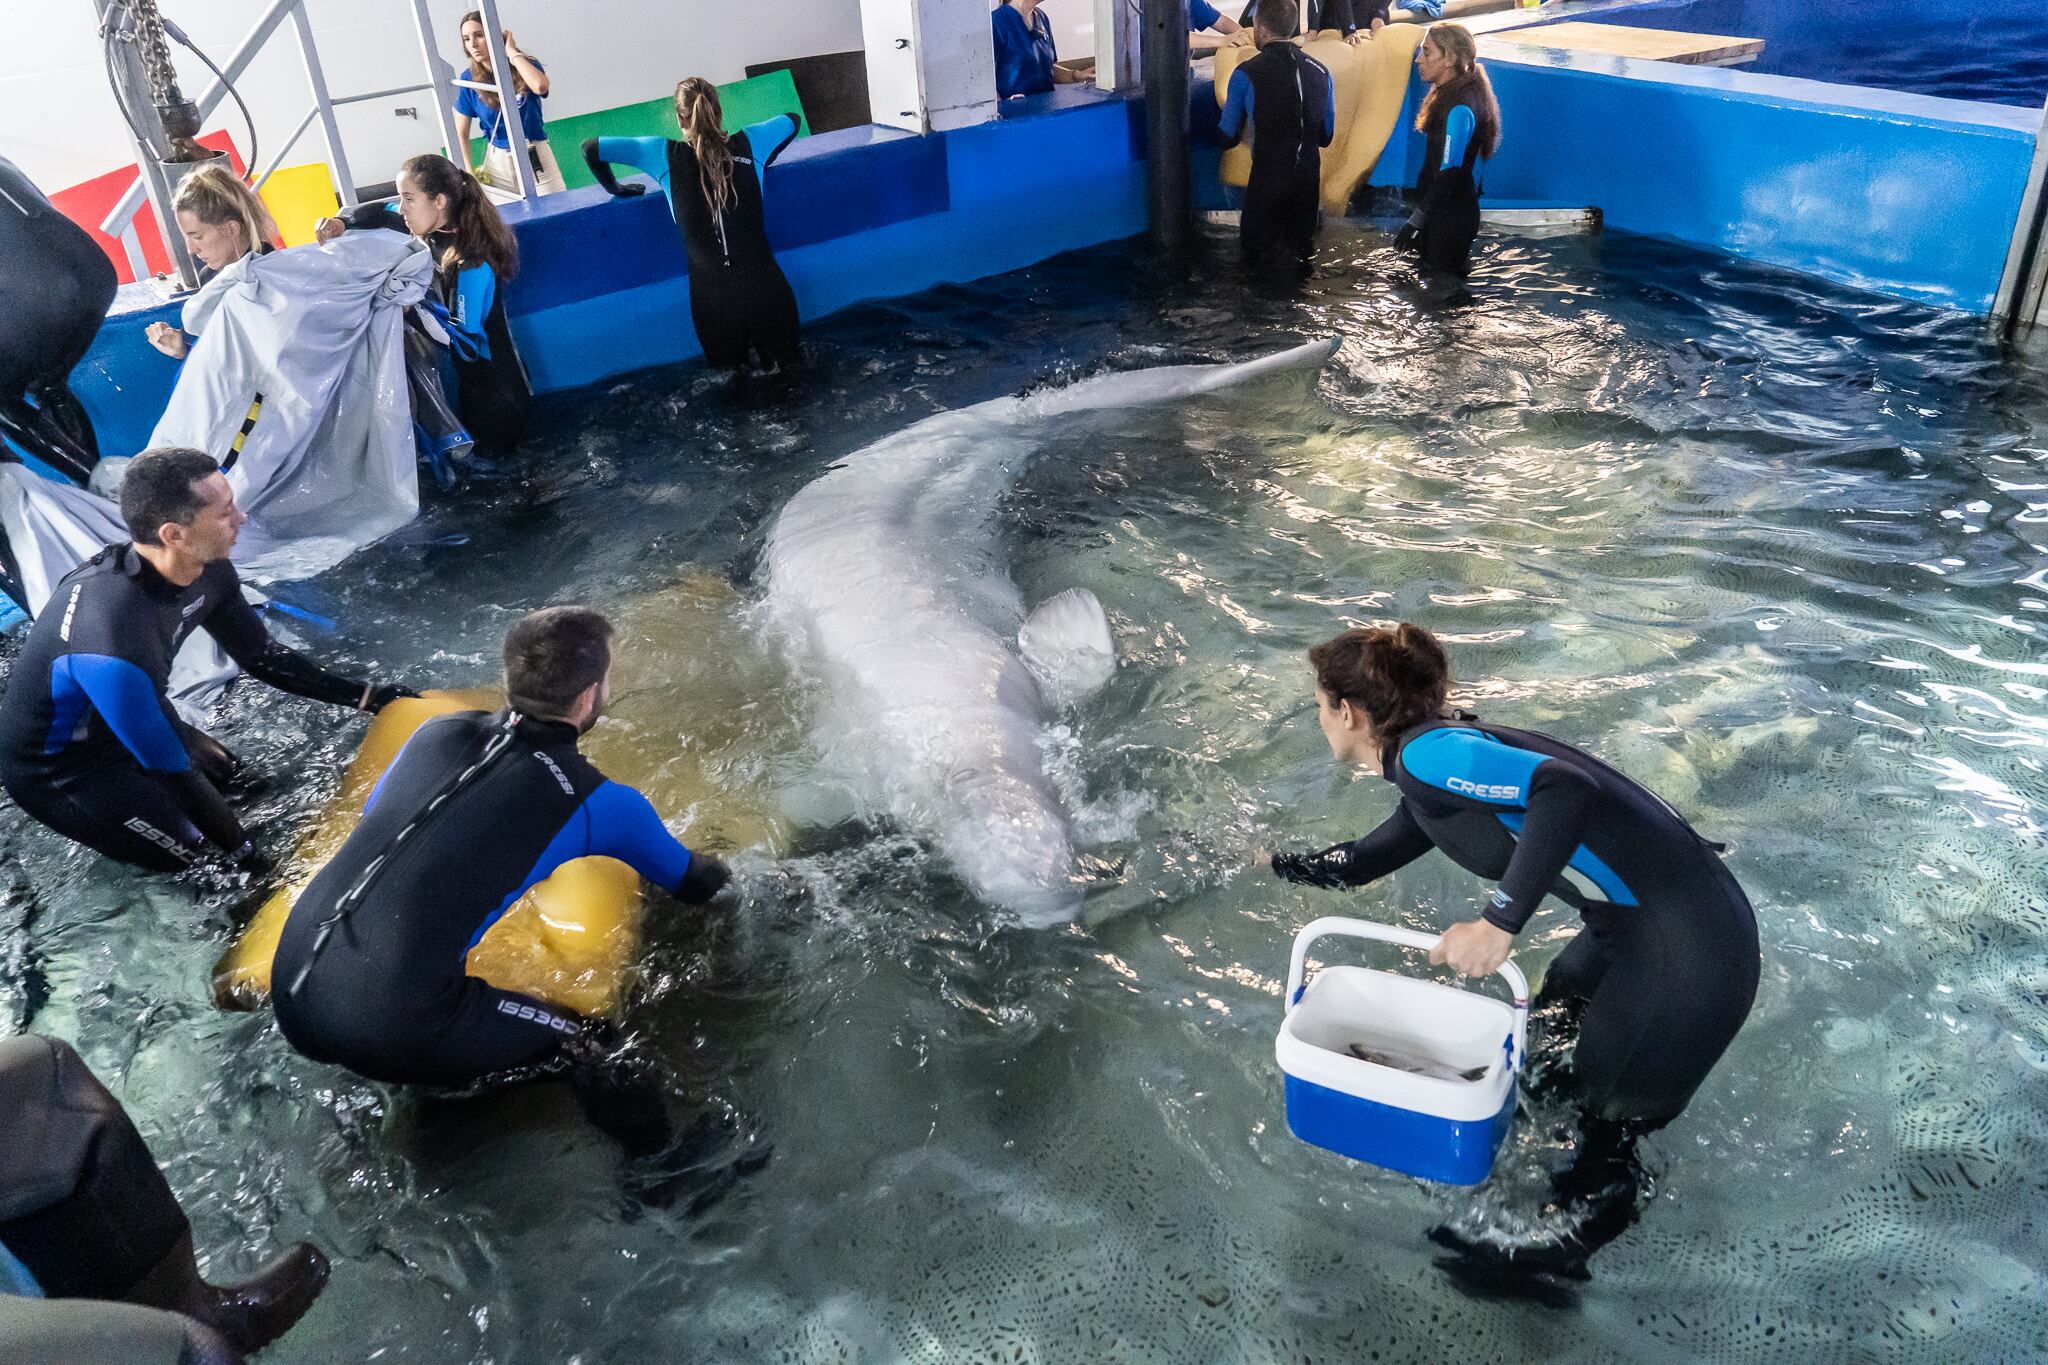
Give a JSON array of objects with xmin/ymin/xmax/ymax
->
[{"xmin": 68, "ymin": 88, "xmax": 1147, "ymax": 461}]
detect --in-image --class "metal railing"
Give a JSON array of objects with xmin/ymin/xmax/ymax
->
[
  {"xmin": 1995, "ymin": 97, "xmax": 2048, "ymax": 336},
  {"xmin": 97, "ymin": 0, "xmax": 535, "ymax": 288}
]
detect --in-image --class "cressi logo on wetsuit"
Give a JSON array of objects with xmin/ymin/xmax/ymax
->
[
  {"xmin": 0, "ymin": 544, "xmax": 365, "ymax": 869},
  {"xmin": 271, "ymin": 709, "xmax": 717, "ymax": 1087}
]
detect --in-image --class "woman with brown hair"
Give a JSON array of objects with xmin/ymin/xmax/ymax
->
[
  {"xmin": 317, "ymin": 154, "xmax": 530, "ymax": 465},
  {"xmin": 581, "ymin": 78, "xmax": 802, "ymax": 372},
  {"xmin": 144, "ymin": 165, "xmax": 281, "ymax": 359},
  {"xmin": 1394, "ymin": 23, "xmax": 1502, "ymax": 275},
  {"xmin": 451, "ymin": 13, "xmax": 564, "ymax": 195},
  {"xmin": 1265, "ymin": 623, "xmax": 1758, "ymax": 1279}
]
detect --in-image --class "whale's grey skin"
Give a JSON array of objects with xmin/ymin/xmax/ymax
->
[{"xmin": 763, "ymin": 339, "xmax": 1339, "ymax": 923}]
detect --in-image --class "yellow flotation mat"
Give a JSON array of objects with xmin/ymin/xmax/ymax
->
[
  {"xmin": 1215, "ymin": 26, "xmax": 1427, "ymax": 212},
  {"xmin": 213, "ymin": 569, "xmax": 796, "ymax": 1018}
]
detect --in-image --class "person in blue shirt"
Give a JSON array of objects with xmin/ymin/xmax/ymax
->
[
  {"xmin": 451, "ymin": 12, "xmax": 563, "ymax": 195},
  {"xmin": 1217, "ymin": 0, "xmax": 1338, "ymax": 269},
  {"xmin": 1394, "ymin": 23, "xmax": 1501, "ymax": 276},
  {"xmin": 1188, "ymin": 0, "xmax": 1245, "ymax": 53},
  {"xmin": 272, "ymin": 606, "xmax": 739, "ymax": 1189},
  {"xmin": 318, "ymin": 153, "xmax": 531, "ymax": 469},
  {"xmin": 582, "ymin": 79, "xmax": 803, "ymax": 373},
  {"xmin": 1265, "ymin": 624, "xmax": 1760, "ymax": 1280},
  {"xmin": 993, "ymin": 0, "xmax": 1080, "ymax": 99}
]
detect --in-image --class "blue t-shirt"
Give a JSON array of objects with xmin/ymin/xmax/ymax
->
[
  {"xmin": 1190, "ymin": 0, "xmax": 1224, "ymax": 29},
  {"xmin": 453, "ymin": 58, "xmax": 548, "ymax": 148},
  {"xmin": 992, "ymin": 4, "xmax": 1058, "ymax": 99}
]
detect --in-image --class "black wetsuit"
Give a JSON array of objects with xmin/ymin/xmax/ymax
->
[
  {"xmin": 0, "ymin": 157, "xmax": 115, "ymax": 485},
  {"xmin": 587, "ymin": 121, "xmax": 803, "ymax": 371},
  {"xmin": 1273, "ymin": 715, "xmax": 1759, "ymax": 1127},
  {"xmin": 272, "ymin": 708, "xmax": 728, "ymax": 1088},
  {"xmin": 1217, "ymin": 45, "xmax": 1337, "ymax": 266},
  {"xmin": 0, "ymin": 545, "xmax": 372, "ymax": 870},
  {"xmin": 1407, "ymin": 98, "xmax": 1485, "ymax": 275}
]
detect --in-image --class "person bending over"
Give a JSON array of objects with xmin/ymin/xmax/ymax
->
[
  {"xmin": 1395, "ymin": 23, "xmax": 1500, "ymax": 276},
  {"xmin": 1218, "ymin": 0, "xmax": 1337, "ymax": 270},
  {"xmin": 0, "ymin": 447, "xmax": 414, "ymax": 872},
  {"xmin": 584, "ymin": 80, "xmax": 803, "ymax": 373},
  {"xmin": 1188, "ymin": 0, "xmax": 1245, "ymax": 54},
  {"xmin": 452, "ymin": 12, "xmax": 565, "ymax": 195},
  {"xmin": 1264, "ymin": 624, "xmax": 1760, "ymax": 1279},
  {"xmin": 0, "ymin": 1034, "xmax": 329, "ymax": 1364},
  {"xmin": 316, "ymin": 154, "xmax": 530, "ymax": 465},
  {"xmin": 144, "ymin": 165, "xmax": 282, "ymax": 362},
  {"xmin": 271, "ymin": 607, "xmax": 734, "ymax": 1177}
]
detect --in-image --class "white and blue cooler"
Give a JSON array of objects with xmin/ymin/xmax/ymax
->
[{"xmin": 1276, "ymin": 917, "xmax": 1529, "ymax": 1185}]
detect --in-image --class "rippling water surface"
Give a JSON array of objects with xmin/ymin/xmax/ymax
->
[{"xmin": 5, "ymin": 223, "xmax": 2048, "ymax": 1362}]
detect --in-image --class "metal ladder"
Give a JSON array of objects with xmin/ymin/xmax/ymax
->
[
  {"xmin": 95, "ymin": 0, "xmax": 540, "ymax": 290},
  {"xmin": 1996, "ymin": 98, "xmax": 2048, "ymax": 337}
]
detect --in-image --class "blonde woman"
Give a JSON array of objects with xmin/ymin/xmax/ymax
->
[
  {"xmin": 144, "ymin": 165, "xmax": 279, "ymax": 359},
  {"xmin": 452, "ymin": 12, "xmax": 565, "ymax": 195},
  {"xmin": 581, "ymin": 80, "xmax": 801, "ymax": 371}
]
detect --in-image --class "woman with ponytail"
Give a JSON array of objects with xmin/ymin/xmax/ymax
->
[
  {"xmin": 451, "ymin": 13, "xmax": 565, "ymax": 195},
  {"xmin": 144, "ymin": 165, "xmax": 281, "ymax": 359},
  {"xmin": 1265, "ymin": 623, "xmax": 1758, "ymax": 1279},
  {"xmin": 581, "ymin": 78, "xmax": 802, "ymax": 372},
  {"xmin": 1394, "ymin": 23, "xmax": 1501, "ymax": 275},
  {"xmin": 317, "ymin": 153, "xmax": 530, "ymax": 461}
]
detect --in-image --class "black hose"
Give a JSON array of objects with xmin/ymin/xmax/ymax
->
[{"xmin": 160, "ymin": 15, "xmax": 259, "ymax": 181}]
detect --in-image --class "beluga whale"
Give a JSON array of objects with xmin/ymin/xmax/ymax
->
[{"xmin": 763, "ymin": 338, "xmax": 1338, "ymax": 924}]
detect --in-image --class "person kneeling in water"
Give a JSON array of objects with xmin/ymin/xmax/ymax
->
[
  {"xmin": 270, "ymin": 607, "xmax": 738, "ymax": 1192},
  {"xmin": 1264, "ymin": 624, "xmax": 1760, "ymax": 1279},
  {"xmin": 0, "ymin": 448, "xmax": 415, "ymax": 873},
  {"xmin": 0, "ymin": 1034, "xmax": 329, "ymax": 1364}
]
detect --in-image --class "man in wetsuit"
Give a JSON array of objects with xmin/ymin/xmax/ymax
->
[
  {"xmin": 271, "ymin": 607, "xmax": 734, "ymax": 1173},
  {"xmin": 0, "ymin": 448, "xmax": 412, "ymax": 872},
  {"xmin": 1271, "ymin": 625, "xmax": 1760, "ymax": 1280},
  {"xmin": 1216, "ymin": 0, "xmax": 1338, "ymax": 270}
]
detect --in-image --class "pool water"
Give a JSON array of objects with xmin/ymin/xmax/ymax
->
[
  {"xmin": 1580, "ymin": 0, "xmax": 2048, "ymax": 107},
  {"xmin": 5, "ymin": 222, "xmax": 2048, "ymax": 1362}
]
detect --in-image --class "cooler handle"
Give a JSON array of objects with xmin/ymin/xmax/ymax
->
[{"xmin": 1284, "ymin": 915, "xmax": 1531, "ymax": 1073}]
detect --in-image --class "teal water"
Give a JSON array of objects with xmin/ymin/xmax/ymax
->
[{"xmin": 4, "ymin": 223, "xmax": 2046, "ymax": 1361}]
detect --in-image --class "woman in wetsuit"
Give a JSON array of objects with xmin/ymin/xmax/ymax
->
[
  {"xmin": 1394, "ymin": 23, "xmax": 1500, "ymax": 276},
  {"xmin": 583, "ymin": 79, "xmax": 802, "ymax": 373},
  {"xmin": 144, "ymin": 165, "xmax": 280, "ymax": 361},
  {"xmin": 0, "ymin": 156, "xmax": 115, "ymax": 485},
  {"xmin": 317, "ymin": 154, "xmax": 530, "ymax": 463},
  {"xmin": 1266, "ymin": 624, "xmax": 1760, "ymax": 1278}
]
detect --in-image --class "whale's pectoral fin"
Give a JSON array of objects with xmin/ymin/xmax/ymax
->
[{"xmin": 1020, "ymin": 587, "xmax": 1116, "ymax": 707}]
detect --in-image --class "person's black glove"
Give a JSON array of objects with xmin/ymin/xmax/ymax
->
[
  {"xmin": 361, "ymin": 682, "xmax": 420, "ymax": 713},
  {"xmin": 581, "ymin": 138, "xmax": 647, "ymax": 197},
  {"xmin": 1393, "ymin": 217, "xmax": 1422, "ymax": 252},
  {"xmin": 676, "ymin": 854, "xmax": 731, "ymax": 904},
  {"xmin": 610, "ymin": 182, "xmax": 647, "ymax": 198}
]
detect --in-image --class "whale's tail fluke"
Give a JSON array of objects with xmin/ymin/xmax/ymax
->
[{"xmin": 1020, "ymin": 587, "xmax": 1116, "ymax": 708}]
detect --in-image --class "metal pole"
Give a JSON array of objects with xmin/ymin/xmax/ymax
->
[
  {"xmin": 477, "ymin": 0, "xmax": 538, "ymax": 201},
  {"xmin": 288, "ymin": 3, "xmax": 358, "ymax": 208},
  {"xmin": 1143, "ymin": 0, "xmax": 1190, "ymax": 253},
  {"xmin": 408, "ymin": 0, "xmax": 470, "ymax": 176},
  {"xmin": 1994, "ymin": 97, "xmax": 2048, "ymax": 337}
]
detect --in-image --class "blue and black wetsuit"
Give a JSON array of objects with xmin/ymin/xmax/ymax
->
[
  {"xmin": 1218, "ymin": 44, "xmax": 1337, "ymax": 265},
  {"xmin": 0, "ymin": 156, "xmax": 114, "ymax": 486},
  {"xmin": 0, "ymin": 545, "xmax": 375, "ymax": 870},
  {"xmin": 272, "ymin": 708, "xmax": 729, "ymax": 1088},
  {"xmin": 1274, "ymin": 715, "xmax": 1759, "ymax": 1127},
  {"xmin": 342, "ymin": 204, "xmax": 529, "ymax": 456},
  {"xmin": 1402, "ymin": 98, "xmax": 1486, "ymax": 275},
  {"xmin": 584, "ymin": 117, "xmax": 802, "ymax": 372}
]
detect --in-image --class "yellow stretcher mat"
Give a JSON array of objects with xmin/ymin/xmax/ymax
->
[
  {"xmin": 1215, "ymin": 26, "xmax": 1426, "ymax": 211},
  {"xmin": 211, "ymin": 690, "xmax": 646, "ymax": 1018}
]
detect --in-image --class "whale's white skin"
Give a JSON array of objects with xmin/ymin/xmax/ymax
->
[{"xmin": 763, "ymin": 339, "xmax": 1338, "ymax": 923}]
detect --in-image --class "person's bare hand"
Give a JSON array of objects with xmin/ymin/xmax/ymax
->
[
  {"xmin": 1347, "ymin": 27, "xmax": 1372, "ymax": 43},
  {"xmin": 313, "ymin": 216, "xmax": 346, "ymax": 244},
  {"xmin": 501, "ymin": 28, "xmax": 521, "ymax": 55},
  {"xmin": 1252, "ymin": 848, "xmax": 1274, "ymax": 868},
  {"xmin": 1428, "ymin": 918, "xmax": 1513, "ymax": 977},
  {"xmin": 145, "ymin": 322, "xmax": 188, "ymax": 359}
]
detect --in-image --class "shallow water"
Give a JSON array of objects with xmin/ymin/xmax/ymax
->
[{"xmin": 5, "ymin": 222, "xmax": 2048, "ymax": 1362}]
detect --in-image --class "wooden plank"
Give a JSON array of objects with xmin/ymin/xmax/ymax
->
[{"xmin": 1491, "ymin": 21, "xmax": 1764, "ymax": 67}]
